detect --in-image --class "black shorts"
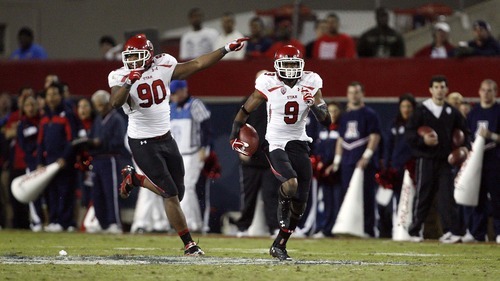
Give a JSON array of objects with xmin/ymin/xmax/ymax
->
[
  {"xmin": 269, "ymin": 140, "xmax": 312, "ymax": 201},
  {"xmin": 128, "ymin": 131, "xmax": 185, "ymax": 199}
]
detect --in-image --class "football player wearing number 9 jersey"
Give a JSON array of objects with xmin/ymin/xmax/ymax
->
[
  {"xmin": 108, "ymin": 33, "xmax": 248, "ymax": 256},
  {"xmin": 229, "ymin": 45, "xmax": 331, "ymax": 261}
]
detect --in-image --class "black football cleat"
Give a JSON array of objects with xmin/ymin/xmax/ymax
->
[
  {"xmin": 119, "ymin": 165, "xmax": 137, "ymax": 199},
  {"xmin": 184, "ymin": 241, "xmax": 205, "ymax": 256},
  {"xmin": 270, "ymin": 246, "xmax": 292, "ymax": 261}
]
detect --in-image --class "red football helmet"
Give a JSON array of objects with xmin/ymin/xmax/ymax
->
[
  {"xmin": 122, "ymin": 34, "xmax": 154, "ymax": 70},
  {"xmin": 274, "ymin": 45, "xmax": 304, "ymax": 79}
]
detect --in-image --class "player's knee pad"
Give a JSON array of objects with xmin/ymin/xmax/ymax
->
[{"xmin": 280, "ymin": 178, "xmax": 298, "ymax": 198}]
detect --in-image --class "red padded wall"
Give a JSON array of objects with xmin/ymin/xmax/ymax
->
[{"xmin": 1, "ymin": 58, "xmax": 498, "ymax": 99}]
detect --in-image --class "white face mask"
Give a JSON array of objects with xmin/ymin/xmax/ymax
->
[
  {"xmin": 274, "ymin": 57, "xmax": 304, "ymax": 79},
  {"xmin": 122, "ymin": 49, "xmax": 151, "ymax": 70}
]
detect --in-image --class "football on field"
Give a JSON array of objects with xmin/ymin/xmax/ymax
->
[
  {"xmin": 448, "ymin": 147, "xmax": 468, "ymax": 166},
  {"xmin": 452, "ymin": 129, "xmax": 465, "ymax": 148},
  {"xmin": 239, "ymin": 123, "xmax": 259, "ymax": 156},
  {"xmin": 417, "ymin": 126, "xmax": 437, "ymax": 137}
]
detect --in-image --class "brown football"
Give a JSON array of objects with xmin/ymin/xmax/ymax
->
[
  {"xmin": 418, "ymin": 126, "xmax": 437, "ymax": 137},
  {"xmin": 239, "ymin": 123, "xmax": 259, "ymax": 156},
  {"xmin": 452, "ymin": 129, "xmax": 465, "ymax": 148},
  {"xmin": 448, "ymin": 147, "xmax": 468, "ymax": 166}
]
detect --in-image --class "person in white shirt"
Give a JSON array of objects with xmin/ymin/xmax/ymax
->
[
  {"xmin": 215, "ymin": 12, "xmax": 245, "ymax": 60},
  {"xmin": 179, "ymin": 8, "xmax": 219, "ymax": 61}
]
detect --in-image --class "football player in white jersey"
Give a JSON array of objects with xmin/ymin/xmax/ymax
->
[
  {"xmin": 108, "ymin": 33, "xmax": 247, "ymax": 256},
  {"xmin": 229, "ymin": 45, "xmax": 331, "ymax": 261}
]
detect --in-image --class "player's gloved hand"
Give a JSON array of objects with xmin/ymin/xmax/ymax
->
[
  {"xmin": 224, "ymin": 37, "xmax": 250, "ymax": 52},
  {"xmin": 230, "ymin": 138, "xmax": 250, "ymax": 156},
  {"xmin": 303, "ymin": 92, "xmax": 314, "ymax": 107},
  {"xmin": 125, "ymin": 69, "xmax": 144, "ymax": 86}
]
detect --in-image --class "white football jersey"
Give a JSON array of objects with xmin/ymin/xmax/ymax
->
[
  {"xmin": 108, "ymin": 54, "xmax": 178, "ymax": 139},
  {"xmin": 255, "ymin": 71, "xmax": 323, "ymax": 151}
]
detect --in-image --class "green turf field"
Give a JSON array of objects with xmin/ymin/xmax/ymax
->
[{"xmin": 0, "ymin": 230, "xmax": 498, "ymax": 280}]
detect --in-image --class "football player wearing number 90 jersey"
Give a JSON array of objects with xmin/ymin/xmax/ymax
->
[
  {"xmin": 108, "ymin": 33, "xmax": 248, "ymax": 256},
  {"xmin": 229, "ymin": 45, "xmax": 331, "ymax": 261}
]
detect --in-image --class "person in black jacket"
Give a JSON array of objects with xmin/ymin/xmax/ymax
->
[
  {"xmin": 378, "ymin": 93, "xmax": 416, "ymax": 238},
  {"xmin": 455, "ymin": 20, "xmax": 500, "ymax": 57},
  {"xmin": 405, "ymin": 75, "xmax": 471, "ymax": 243},
  {"xmin": 357, "ymin": 7, "xmax": 405, "ymax": 58}
]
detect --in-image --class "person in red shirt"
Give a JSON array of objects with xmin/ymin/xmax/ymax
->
[
  {"xmin": 312, "ymin": 13, "xmax": 356, "ymax": 59},
  {"xmin": 265, "ymin": 19, "xmax": 305, "ymax": 58}
]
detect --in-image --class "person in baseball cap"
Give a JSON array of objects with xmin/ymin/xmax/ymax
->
[
  {"xmin": 455, "ymin": 19, "xmax": 500, "ymax": 57},
  {"xmin": 169, "ymin": 80, "xmax": 188, "ymax": 94},
  {"xmin": 414, "ymin": 21, "xmax": 454, "ymax": 58}
]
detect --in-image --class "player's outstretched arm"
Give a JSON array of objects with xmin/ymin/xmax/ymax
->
[{"xmin": 173, "ymin": 37, "xmax": 249, "ymax": 80}]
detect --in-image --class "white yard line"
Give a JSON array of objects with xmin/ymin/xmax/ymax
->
[{"xmin": 0, "ymin": 255, "xmax": 411, "ymax": 266}]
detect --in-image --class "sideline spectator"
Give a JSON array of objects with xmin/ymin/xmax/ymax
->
[
  {"xmin": 357, "ymin": 7, "xmax": 405, "ymax": 57},
  {"xmin": 463, "ymin": 79, "xmax": 499, "ymax": 243},
  {"xmin": 169, "ymin": 80, "xmax": 212, "ymax": 232},
  {"xmin": 4, "ymin": 87, "xmax": 34, "ymax": 229},
  {"xmin": 73, "ymin": 98, "xmax": 95, "ymax": 226},
  {"xmin": 455, "ymin": 20, "xmax": 500, "ymax": 57},
  {"xmin": 88, "ymin": 90, "xmax": 129, "ymax": 234},
  {"xmin": 378, "ymin": 93, "xmax": 416, "ymax": 238},
  {"xmin": 215, "ymin": 12, "xmax": 245, "ymax": 60},
  {"xmin": 179, "ymin": 8, "xmax": 219, "ymax": 60},
  {"xmin": 10, "ymin": 27, "xmax": 47, "ymax": 60},
  {"xmin": 405, "ymin": 75, "xmax": 470, "ymax": 243},
  {"xmin": 16, "ymin": 95, "xmax": 44, "ymax": 231},
  {"xmin": 37, "ymin": 83, "xmax": 78, "ymax": 232},
  {"xmin": 325, "ymin": 82, "xmax": 382, "ymax": 237},
  {"xmin": 414, "ymin": 22, "xmax": 455, "ymax": 58}
]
